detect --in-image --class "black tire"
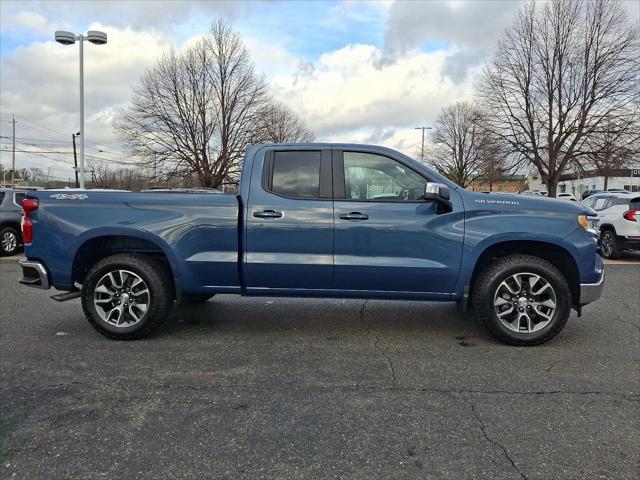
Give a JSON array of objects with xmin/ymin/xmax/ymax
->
[
  {"xmin": 180, "ymin": 293, "xmax": 215, "ymax": 304},
  {"xmin": 0, "ymin": 226, "xmax": 20, "ymax": 257},
  {"xmin": 81, "ymin": 254, "xmax": 173, "ymax": 340},
  {"xmin": 598, "ymin": 229, "xmax": 621, "ymax": 259},
  {"xmin": 472, "ymin": 255, "xmax": 572, "ymax": 346}
]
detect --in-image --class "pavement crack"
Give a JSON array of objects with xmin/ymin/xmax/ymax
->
[
  {"xmin": 469, "ymin": 399, "xmax": 527, "ymax": 480},
  {"xmin": 613, "ymin": 313, "xmax": 640, "ymax": 332},
  {"xmin": 359, "ymin": 300, "xmax": 398, "ymax": 390}
]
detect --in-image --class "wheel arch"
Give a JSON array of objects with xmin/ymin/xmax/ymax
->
[
  {"xmin": 465, "ymin": 239, "xmax": 580, "ymax": 307},
  {"xmin": 1, "ymin": 221, "xmax": 22, "ymax": 235},
  {"xmin": 71, "ymin": 230, "xmax": 180, "ymax": 289}
]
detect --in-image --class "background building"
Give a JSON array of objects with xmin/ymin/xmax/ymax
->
[{"xmin": 469, "ymin": 175, "xmax": 527, "ymax": 193}]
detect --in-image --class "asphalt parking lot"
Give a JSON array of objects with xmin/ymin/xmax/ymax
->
[{"xmin": 0, "ymin": 256, "xmax": 638, "ymax": 480}]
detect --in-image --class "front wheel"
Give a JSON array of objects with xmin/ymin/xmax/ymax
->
[
  {"xmin": 472, "ymin": 255, "xmax": 572, "ymax": 346},
  {"xmin": 81, "ymin": 254, "xmax": 174, "ymax": 340}
]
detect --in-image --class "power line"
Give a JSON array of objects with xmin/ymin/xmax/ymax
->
[
  {"xmin": 0, "ymin": 146, "xmax": 132, "ymax": 166},
  {"xmin": 1, "ymin": 114, "xmax": 127, "ymax": 158}
]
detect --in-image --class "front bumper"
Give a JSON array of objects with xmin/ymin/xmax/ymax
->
[
  {"xmin": 18, "ymin": 259, "xmax": 50, "ymax": 289},
  {"xmin": 579, "ymin": 269, "xmax": 604, "ymax": 306}
]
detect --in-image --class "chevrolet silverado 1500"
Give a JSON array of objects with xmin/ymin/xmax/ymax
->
[{"xmin": 18, "ymin": 144, "xmax": 604, "ymax": 345}]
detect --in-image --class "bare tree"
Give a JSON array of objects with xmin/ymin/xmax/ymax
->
[
  {"xmin": 253, "ymin": 101, "xmax": 314, "ymax": 143},
  {"xmin": 478, "ymin": 0, "xmax": 639, "ymax": 196},
  {"xmin": 476, "ymin": 146, "xmax": 510, "ymax": 192},
  {"xmin": 430, "ymin": 101, "xmax": 504, "ymax": 187},
  {"xmin": 580, "ymin": 112, "xmax": 640, "ymax": 189},
  {"xmin": 115, "ymin": 19, "xmax": 269, "ymax": 188}
]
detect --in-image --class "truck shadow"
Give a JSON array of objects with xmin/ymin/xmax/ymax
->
[{"xmin": 157, "ymin": 296, "xmax": 491, "ymax": 344}]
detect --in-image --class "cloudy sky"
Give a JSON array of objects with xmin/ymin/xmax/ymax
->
[{"xmin": 1, "ymin": 0, "xmax": 637, "ymax": 181}]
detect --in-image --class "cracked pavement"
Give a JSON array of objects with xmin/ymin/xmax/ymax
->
[{"xmin": 1, "ymin": 261, "xmax": 638, "ymax": 479}]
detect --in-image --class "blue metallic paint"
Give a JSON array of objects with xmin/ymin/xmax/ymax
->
[
  {"xmin": 23, "ymin": 143, "xmax": 601, "ymax": 304},
  {"xmin": 26, "ymin": 192, "xmax": 240, "ymax": 293}
]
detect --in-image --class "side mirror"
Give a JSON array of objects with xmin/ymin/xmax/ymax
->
[
  {"xmin": 424, "ymin": 182, "xmax": 452, "ymax": 213},
  {"xmin": 424, "ymin": 182, "xmax": 450, "ymax": 201}
]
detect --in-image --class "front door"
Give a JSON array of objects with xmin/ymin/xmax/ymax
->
[
  {"xmin": 332, "ymin": 150, "xmax": 463, "ymax": 295},
  {"xmin": 244, "ymin": 149, "xmax": 334, "ymax": 291}
]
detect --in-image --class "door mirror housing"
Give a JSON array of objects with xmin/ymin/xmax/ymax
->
[
  {"xmin": 424, "ymin": 182, "xmax": 450, "ymax": 201},
  {"xmin": 424, "ymin": 182, "xmax": 452, "ymax": 212}
]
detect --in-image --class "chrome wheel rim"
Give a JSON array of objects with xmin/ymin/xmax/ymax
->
[
  {"xmin": 1, "ymin": 232, "xmax": 17, "ymax": 252},
  {"xmin": 493, "ymin": 272, "xmax": 557, "ymax": 334},
  {"xmin": 93, "ymin": 270, "xmax": 150, "ymax": 327}
]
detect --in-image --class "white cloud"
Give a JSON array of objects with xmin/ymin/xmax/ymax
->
[
  {"xmin": 3, "ymin": 12, "xmax": 49, "ymax": 35},
  {"xmin": 382, "ymin": 0, "xmax": 521, "ymax": 81},
  {"xmin": 269, "ymin": 43, "xmax": 474, "ymax": 156},
  {"xmin": 0, "ymin": 24, "xmax": 175, "ymax": 176}
]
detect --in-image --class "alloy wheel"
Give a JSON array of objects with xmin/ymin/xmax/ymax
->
[
  {"xmin": 1, "ymin": 231, "xmax": 17, "ymax": 253},
  {"xmin": 600, "ymin": 232, "xmax": 614, "ymax": 257},
  {"xmin": 493, "ymin": 272, "xmax": 557, "ymax": 334},
  {"xmin": 93, "ymin": 269, "xmax": 150, "ymax": 327}
]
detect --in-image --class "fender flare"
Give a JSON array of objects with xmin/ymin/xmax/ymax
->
[
  {"xmin": 71, "ymin": 227, "xmax": 182, "ymax": 282},
  {"xmin": 455, "ymin": 232, "xmax": 581, "ymax": 294}
]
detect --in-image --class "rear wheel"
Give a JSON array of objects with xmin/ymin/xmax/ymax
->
[
  {"xmin": 0, "ymin": 226, "xmax": 20, "ymax": 256},
  {"xmin": 81, "ymin": 254, "xmax": 173, "ymax": 340},
  {"xmin": 599, "ymin": 230, "xmax": 621, "ymax": 259},
  {"xmin": 472, "ymin": 255, "xmax": 571, "ymax": 346}
]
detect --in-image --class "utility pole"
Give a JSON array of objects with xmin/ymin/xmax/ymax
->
[
  {"xmin": 11, "ymin": 115, "xmax": 16, "ymax": 188},
  {"xmin": 72, "ymin": 132, "xmax": 80, "ymax": 188},
  {"xmin": 414, "ymin": 126, "xmax": 432, "ymax": 164}
]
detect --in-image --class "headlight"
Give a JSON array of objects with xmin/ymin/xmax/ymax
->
[{"xmin": 578, "ymin": 215, "xmax": 598, "ymax": 235}]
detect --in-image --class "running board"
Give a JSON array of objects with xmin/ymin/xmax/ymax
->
[{"xmin": 51, "ymin": 291, "xmax": 82, "ymax": 302}]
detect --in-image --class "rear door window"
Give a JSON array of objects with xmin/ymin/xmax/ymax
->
[
  {"xmin": 612, "ymin": 197, "xmax": 630, "ymax": 206},
  {"xmin": 268, "ymin": 151, "xmax": 321, "ymax": 199},
  {"xmin": 0, "ymin": 192, "xmax": 5, "ymax": 204}
]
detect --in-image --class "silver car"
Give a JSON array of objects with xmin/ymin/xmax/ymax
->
[{"xmin": 0, "ymin": 188, "xmax": 28, "ymax": 256}]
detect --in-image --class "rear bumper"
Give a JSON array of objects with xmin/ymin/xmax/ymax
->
[
  {"xmin": 18, "ymin": 259, "xmax": 50, "ymax": 289},
  {"xmin": 579, "ymin": 269, "xmax": 604, "ymax": 306}
]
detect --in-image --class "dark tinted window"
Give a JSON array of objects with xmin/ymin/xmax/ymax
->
[
  {"xmin": 630, "ymin": 197, "xmax": 640, "ymax": 210},
  {"xmin": 0, "ymin": 192, "xmax": 5, "ymax": 204},
  {"xmin": 270, "ymin": 151, "xmax": 320, "ymax": 198},
  {"xmin": 13, "ymin": 192, "xmax": 26, "ymax": 207}
]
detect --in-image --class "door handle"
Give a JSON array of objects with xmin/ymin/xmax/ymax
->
[
  {"xmin": 253, "ymin": 209, "xmax": 283, "ymax": 219},
  {"xmin": 339, "ymin": 212, "xmax": 369, "ymax": 221}
]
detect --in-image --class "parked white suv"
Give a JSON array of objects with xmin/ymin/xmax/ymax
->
[
  {"xmin": 583, "ymin": 192, "xmax": 640, "ymax": 258},
  {"xmin": 557, "ymin": 193, "xmax": 577, "ymax": 201}
]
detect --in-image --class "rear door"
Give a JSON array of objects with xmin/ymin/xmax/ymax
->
[
  {"xmin": 244, "ymin": 148, "xmax": 334, "ymax": 291},
  {"xmin": 331, "ymin": 149, "xmax": 463, "ymax": 296}
]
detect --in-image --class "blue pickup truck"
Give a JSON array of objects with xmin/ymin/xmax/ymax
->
[{"xmin": 18, "ymin": 144, "xmax": 604, "ymax": 345}]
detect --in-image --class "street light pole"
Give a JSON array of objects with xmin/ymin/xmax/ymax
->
[
  {"xmin": 78, "ymin": 34, "xmax": 84, "ymax": 189},
  {"xmin": 55, "ymin": 29, "xmax": 107, "ymax": 190},
  {"xmin": 414, "ymin": 126, "xmax": 432, "ymax": 163}
]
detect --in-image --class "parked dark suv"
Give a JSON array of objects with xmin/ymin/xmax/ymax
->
[
  {"xmin": 582, "ymin": 189, "xmax": 603, "ymax": 200},
  {"xmin": 0, "ymin": 188, "xmax": 29, "ymax": 256}
]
